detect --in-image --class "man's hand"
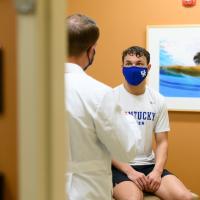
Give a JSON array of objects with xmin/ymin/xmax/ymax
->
[
  {"xmin": 127, "ymin": 169, "xmax": 148, "ymax": 191},
  {"xmin": 146, "ymin": 169, "xmax": 162, "ymax": 193}
]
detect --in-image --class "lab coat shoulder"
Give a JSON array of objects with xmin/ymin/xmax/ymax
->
[
  {"xmin": 94, "ymin": 88, "xmax": 141, "ymax": 162},
  {"xmin": 67, "ymin": 72, "xmax": 112, "ymax": 107},
  {"xmin": 85, "ymin": 74, "xmax": 112, "ymax": 99}
]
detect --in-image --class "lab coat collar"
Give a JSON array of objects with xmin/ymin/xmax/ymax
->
[{"xmin": 65, "ymin": 63, "xmax": 85, "ymax": 74}]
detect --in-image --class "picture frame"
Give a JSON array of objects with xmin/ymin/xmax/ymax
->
[{"xmin": 146, "ymin": 25, "xmax": 200, "ymax": 111}]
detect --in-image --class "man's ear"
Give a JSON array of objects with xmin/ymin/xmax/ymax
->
[
  {"xmin": 121, "ymin": 60, "xmax": 125, "ymax": 67},
  {"xmin": 147, "ymin": 64, "xmax": 151, "ymax": 71},
  {"xmin": 88, "ymin": 43, "xmax": 97, "ymax": 55}
]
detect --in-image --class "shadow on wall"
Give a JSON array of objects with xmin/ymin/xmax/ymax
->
[{"xmin": 0, "ymin": 172, "xmax": 4, "ymax": 200}]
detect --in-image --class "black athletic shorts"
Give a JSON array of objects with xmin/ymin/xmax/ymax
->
[{"xmin": 112, "ymin": 164, "xmax": 172, "ymax": 187}]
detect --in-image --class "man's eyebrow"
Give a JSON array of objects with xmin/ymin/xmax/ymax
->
[
  {"xmin": 136, "ymin": 60, "xmax": 145, "ymax": 64},
  {"xmin": 137, "ymin": 60, "xmax": 144, "ymax": 64},
  {"xmin": 124, "ymin": 60, "xmax": 132, "ymax": 63}
]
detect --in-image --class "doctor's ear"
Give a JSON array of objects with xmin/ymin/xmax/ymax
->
[{"xmin": 87, "ymin": 45, "xmax": 96, "ymax": 55}]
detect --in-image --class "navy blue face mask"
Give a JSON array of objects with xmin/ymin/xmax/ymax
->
[{"xmin": 122, "ymin": 66, "xmax": 148, "ymax": 86}]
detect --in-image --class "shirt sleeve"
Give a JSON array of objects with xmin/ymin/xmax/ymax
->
[
  {"xmin": 154, "ymin": 96, "xmax": 170, "ymax": 133},
  {"xmin": 93, "ymin": 89, "xmax": 141, "ymax": 162}
]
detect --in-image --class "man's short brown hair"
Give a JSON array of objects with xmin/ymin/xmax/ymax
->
[
  {"xmin": 66, "ymin": 14, "xmax": 100, "ymax": 57},
  {"xmin": 122, "ymin": 46, "xmax": 150, "ymax": 64}
]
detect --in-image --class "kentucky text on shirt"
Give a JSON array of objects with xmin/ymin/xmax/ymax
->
[{"xmin": 126, "ymin": 111, "xmax": 156, "ymax": 123}]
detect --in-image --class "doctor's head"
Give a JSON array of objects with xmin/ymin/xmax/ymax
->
[
  {"xmin": 121, "ymin": 46, "xmax": 151, "ymax": 87},
  {"xmin": 66, "ymin": 14, "xmax": 99, "ymax": 70}
]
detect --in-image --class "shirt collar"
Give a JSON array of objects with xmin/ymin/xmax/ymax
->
[{"xmin": 65, "ymin": 63, "xmax": 85, "ymax": 73}]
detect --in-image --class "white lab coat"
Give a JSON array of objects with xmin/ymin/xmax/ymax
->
[{"xmin": 65, "ymin": 63, "xmax": 141, "ymax": 200}]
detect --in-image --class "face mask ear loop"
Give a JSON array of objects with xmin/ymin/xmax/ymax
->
[{"xmin": 83, "ymin": 46, "xmax": 92, "ymax": 71}]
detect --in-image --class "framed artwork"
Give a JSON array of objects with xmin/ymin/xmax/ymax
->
[{"xmin": 146, "ymin": 25, "xmax": 200, "ymax": 111}]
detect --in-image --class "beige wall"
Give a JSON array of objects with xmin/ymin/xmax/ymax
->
[
  {"xmin": 0, "ymin": 0, "xmax": 17, "ymax": 200},
  {"xmin": 68, "ymin": 0, "xmax": 200, "ymax": 195},
  {"xmin": 17, "ymin": 0, "xmax": 66, "ymax": 199}
]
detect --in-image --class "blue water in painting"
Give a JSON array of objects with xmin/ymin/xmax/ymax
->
[
  {"xmin": 159, "ymin": 45, "xmax": 200, "ymax": 97},
  {"xmin": 159, "ymin": 69, "xmax": 200, "ymax": 97},
  {"xmin": 160, "ymin": 46, "xmax": 175, "ymax": 66}
]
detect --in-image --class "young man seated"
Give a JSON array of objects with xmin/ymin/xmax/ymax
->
[{"xmin": 112, "ymin": 46, "xmax": 193, "ymax": 200}]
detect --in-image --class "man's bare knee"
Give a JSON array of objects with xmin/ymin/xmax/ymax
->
[{"xmin": 113, "ymin": 181, "xmax": 143, "ymax": 200}]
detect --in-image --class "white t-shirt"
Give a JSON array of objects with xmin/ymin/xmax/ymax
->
[{"xmin": 113, "ymin": 84, "xmax": 170, "ymax": 165}]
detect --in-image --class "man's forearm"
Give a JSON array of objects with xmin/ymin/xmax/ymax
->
[
  {"xmin": 154, "ymin": 140, "xmax": 168, "ymax": 174},
  {"xmin": 112, "ymin": 159, "xmax": 132, "ymax": 174}
]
